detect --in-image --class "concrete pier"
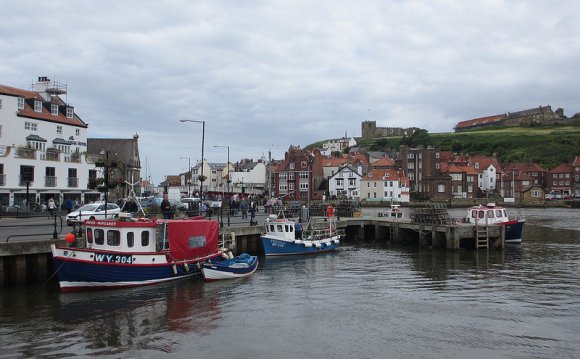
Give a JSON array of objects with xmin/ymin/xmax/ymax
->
[{"xmin": 1, "ymin": 217, "xmax": 506, "ymax": 287}]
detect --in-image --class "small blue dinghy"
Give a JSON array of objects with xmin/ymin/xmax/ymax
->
[{"xmin": 201, "ymin": 253, "xmax": 258, "ymax": 281}]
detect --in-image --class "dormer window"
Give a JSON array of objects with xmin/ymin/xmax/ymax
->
[
  {"xmin": 66, "ymin": 107, "xmax": 74, "ymax": 118},
  {"xmin": 34, "ymin": 100, "xmax": 42, "ymax": 112},
  {"xmin": 474, "ymin": 163, "xmax": 479, "ymax": 169},
  {"xmin": 18, "ymin": 97, "xmax": 24, "ymax": 109},
  {"xmin": 51, "ymin": 104, "xmax": 59, "ymax": 115}
]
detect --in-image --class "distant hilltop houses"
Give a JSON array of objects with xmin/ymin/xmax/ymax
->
[{"xmin": 454, "ymin": 105, "xmax": 580, "ymax": 132}]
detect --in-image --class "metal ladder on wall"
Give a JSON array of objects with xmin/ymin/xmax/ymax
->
[{"xmin": 475, "ymin": 223, "xmax": 489, "ymax": 250}]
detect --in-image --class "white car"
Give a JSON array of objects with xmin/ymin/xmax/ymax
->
[{"xmin": 66, "ymin": 202, "xmax": 121, "ymax": 225}]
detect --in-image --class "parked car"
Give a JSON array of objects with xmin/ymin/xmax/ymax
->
[
  {"xmin": 66, "ymin": 202, "xmax": 121, "ymax": 225},
  {"xmin": 139, "ymin": 197, "xmax": 163, "ymax": 208},
  {"xmin": 545, "ymin": 194, "xmax": 556, "ymax": 201}
]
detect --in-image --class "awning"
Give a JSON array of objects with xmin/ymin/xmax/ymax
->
[
  {"xmin": 26, "ymin": 134, "xmax": 47, "ymax": 142},
  {"xmin": 52, "ymin": 138, "xmax": 70, "ymax": 145}
]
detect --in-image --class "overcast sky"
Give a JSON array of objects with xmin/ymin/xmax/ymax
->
[{"xmin": 2, "ymin": 0, "xmax": 579, "ymax": 184}]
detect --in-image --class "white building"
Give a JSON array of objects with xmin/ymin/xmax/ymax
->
[
  {"xmin": 0, "ymin": 77, "xmax": 100, "ymax": 207},
  {"xmin": 360, "ymin": 169, "xmax": 410, "ymax": 203},
  {"xmin": 471, "ymin": 156, "xmax": 501, "ymax": 193},
  {"xmin": 328, "ymin": 165, "xmax": 363, "ymax": 199},
  {"xmin": 320, "ymin": 137, "xmax": 357, "ymax": 156}
]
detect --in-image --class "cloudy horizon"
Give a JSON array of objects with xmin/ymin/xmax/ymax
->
[{"xmin": 2, "ymin": 0, "xmax": 578, "ymax": 184}]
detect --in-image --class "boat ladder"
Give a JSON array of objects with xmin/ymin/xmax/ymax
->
[{"xmin": 475, "ymin": 224, "xmax": 489, "ymax": 250}]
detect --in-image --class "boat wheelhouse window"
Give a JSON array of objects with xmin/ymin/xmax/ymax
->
[
  {"xmin": 487, "ymin": 210, "xmax": 494, "ymax": 218},
  {"xmin": 86, "ymin": 228, "xmax": 93, "ymax": 244},
  {"xmin": 94, "ymin": 229, "xmax": 105, "ymax": 245},
  {"xmin": 107, "ymin": 230, "xmax": 121, "ymax": 246},
  {"xmin": 189, "ymin": 236, "xmax": 206, "ymax": 248},
  {"xmin": 142, "ymin": 231, "xmax": 150, "ymax": 247},
  {"xmin": 285, "ymin": 224, "xmax": 293, "ymax": 232},
  {"xmin": 478, "ymin": 211, "xmax": 485, "ymax": 219},
  {"xmin": 276, "ymin": 224, "xmax": 283, "ymax": 232},
  {"xmin": 495, "ymin": 210, "xmax": 503, "ymax": 218},
  {"xmin": 127, "ymin": 232, "xmax": 134, "ymax": 247},
  {"xmin": 503, "ymin": 210, "xmax": 508, "ymax": 217},
  {"xmin": 471, "ymin": 211, "xmax": 476, "ymax": 218}
]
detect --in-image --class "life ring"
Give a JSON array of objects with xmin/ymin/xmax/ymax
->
[{"xmin": 326, "ymin": 206, "xmax": 335, "ymax": 218}]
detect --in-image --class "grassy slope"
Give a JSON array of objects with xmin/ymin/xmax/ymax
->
[{"xmin": 307, "ymin": 125, "xmax": 580, "ymax": 169}]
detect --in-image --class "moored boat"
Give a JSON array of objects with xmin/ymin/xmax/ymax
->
[
  {"xmin": 261, "ymin": 214, "xmax": 343, "ymax": 256},
  {"xmin": 378, "ymin": 204, "xmax": 405, "ymax": 219},
  {"xmin": 464, "ymin": 203, "xmax": 525, "ymax": 243},
  {"xmin": 51, "ymin": 214, "xmax": 225, "ymax": 292},
  {"xmin": 201, "ymin": 253, "xmax": 258, "ymax": 281}
]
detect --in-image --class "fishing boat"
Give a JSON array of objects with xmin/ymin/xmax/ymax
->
[
  {"xmin": 464, "ymin": 203, "xmax": 525, "ymax": 243},
  {"xmin": 378, "ymin": 204, "xmax": 405, "ymax": 219},
  {"xmin": 51, "ymin": 214, "xmax": 226, "ymax": 292},
  {"xmin": 201, "ymin": 253, "xmax": 258, "ymax": 281},
  {"xmin": 261, "ymin": 214, "xmax": 343, "ymax": 256}
]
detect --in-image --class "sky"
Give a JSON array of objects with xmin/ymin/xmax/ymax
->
[{"xmin": 2, "ymin": 0, "xmax": 579, "ymax": 185}]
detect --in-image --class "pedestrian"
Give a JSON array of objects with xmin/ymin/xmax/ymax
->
[
  {"xmin": 65, "ymin": 198, "xmax": 74, "ymax": 214},
  {"xmin": 240, "ymin": 198, "xmax": 248, "ymax": 219},
  {"xmin": 48, "ymin": 197, "xmax": 56, "ymax": 217},
  {"xmin": 249, "ymin": 200, "xmax": 257, "ymax": 225},
  {"xmin": 160, "ymin": 194, "xmax": 173, "ymax": 219}
]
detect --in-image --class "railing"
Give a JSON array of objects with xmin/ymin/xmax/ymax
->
[
  {"xmin": 68, "ymin": 177, "xmax": 79, "ymax": 188},
  {"xmin": 16, "ymin": 147, "xmax": 35, "ymax": 159},
  {"xmin": 45, "ymin": 176, "xmax": 57, "ymax": 187},
  {"xmin": 45, "ymin": 151, "xmax": 60, "ymax": 161}
]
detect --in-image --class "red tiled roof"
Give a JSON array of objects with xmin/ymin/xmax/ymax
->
[
  {"xmin": 0, "ymin": 83, "xmax": 87, "ymax": 128},
  {"xmin": 372, "ymin": 157, "xmax": 395, "ymax": 167},
  {"xmin": 470, "ymin": 156, "xmax": 502, "ymax": 173},
  {"xmin": 455, "ymin": 114, "xmax": 506, "ymax": 129},
  {"xmin": 548, "ymin": 163, "xmax": 573, "ymax": 174}
]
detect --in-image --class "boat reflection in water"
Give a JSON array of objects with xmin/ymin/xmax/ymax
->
[{"xmin": 54, "ymin": 278, "xmax": 223, "ymax": 344}]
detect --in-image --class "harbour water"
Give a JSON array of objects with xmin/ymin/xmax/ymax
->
[{"xmin": 1, "ymin": 208, "xmax": 579, "ymax": 358}]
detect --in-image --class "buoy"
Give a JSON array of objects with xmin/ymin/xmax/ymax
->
[
  {"xmin": 65, "ymin": 233, "xmax": 75, "ymax": 243},
  {"xmin": 183, "ymin": 263, "xmax": 190, "ymax": 272},
  {"xmin": 228, "ymin": 251, "xmax": 234, "ymax": 259},
  {"xmin": 171, "ymin": 263, "xmax": 177, "ymax": 275}
]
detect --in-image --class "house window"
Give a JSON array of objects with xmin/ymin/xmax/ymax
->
[
  {"xmin": 288, "ymin": 182, "xmax": 294, "ymax": 191},
  {"xmin": 75, "ymin": 129, "xmax": 80, "ymax": 136},
  {"xmin": 437, "ymin": 184, "xmax": 445, "ymax": 193},
  {"xmin": 349, "ymin": 178, "xmax": 356, "ymax": 186},
  {"xmin": 51, "ymin": 104, "xmax": 59, "ymax": 115},
  {"xmin": 299, "ymin": 172, "xmax": 308, "ymax": 179},
  {"xmin": 66, "ymin": 107, "xmax": 74, "ymax": 118},
  {"xmin": 289, "ymin": 162, "xmax": 295, "ymax": 170},
  {"xmin": 435, "ymin": 152, "xmax": 440, "ymax": 158},
  {"xmin": 531, "ymin": 190, "xmax": 541, "ymax": 198},
  {"xmin": 288, "ymin": 172, "xmax": 294, "ymax": 180},
  {"xmin": 408, "ymin": 154, "xmax": 414, "ymax": 159},
  {"xmin": 18, "ymin": 97, "xmax": 25, "ymax": 109},
  {"xmin": 279, "ymin": 172, "xmax": 287, "ymax": 180},
  {"xmin": 408, "ymin": 163, "xmax": 414, "ymax": 170},
  {"xmin": 299, "ymin": 182, "xmax": 308, "ymax": 190},
  {"xmin": 25, "ymin": 122, "xmax": 38, "ymax": 131},
  {"xmin": 474, "ymin": 163, "xmax": 479, "ymax": 169},
  {"xmin": 301, "ymin": 161, "xmax": 307, "ymax": 168},
  {"xmin": 34, "ymin": 100, "xmax": 42, "ymax": 112},
  {"xmin": 57, "ymin": 126, "xmax": 62, "ymax": 134},
  {"xmin": 435, "ymin": 163, "xmax": 440, "ymax": 169}
]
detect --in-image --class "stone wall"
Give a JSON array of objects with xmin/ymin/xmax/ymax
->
[{"xmin": 362, "ymin": 121, "xmax": 419, "ymax": 138}]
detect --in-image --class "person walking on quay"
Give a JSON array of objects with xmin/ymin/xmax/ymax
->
[
  {"xmin": 48, "ymin": 197, "xmax": 56, "ymax": 217},
  {"xmin": 249, "ymin": 199, "xmax": 257, "ymax": 225},
  {"xmin": 240, "ymin": 197, "xmax": 248, "ymax": 219},
  {"xmin": 160, "ymin": 194, "xmax": 173, "ymax": 219},
  {"xmin": 65, "ymin": 198, "xmax": 74, "ymax": 214}
]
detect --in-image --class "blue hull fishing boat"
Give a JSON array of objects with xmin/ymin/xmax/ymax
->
[
  {"xmin": 51, "ymin": 215, "xmax": 225, "ymax": 292},
  {"xmin": 261, "ymin": 215, "xmax": 342, "ymax": 256},
  {"xmin": 465, "ymin": 203, "xmax": 526, "ymax": 243},
  {"xmin": 202, "ymin": 253, "xmax": 258, "ymax": 281}
]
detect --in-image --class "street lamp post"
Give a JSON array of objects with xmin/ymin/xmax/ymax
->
[
  {"xmin": 180, "ymin": 119, "xmax": 205, "ymax": 200},
  {"xmin": 180, "ymin": 157, "xmax": 191, "ymax": 197},
  {"xmin": 213, "ymin": 145, "xmax": 230, "ymax": 196}
]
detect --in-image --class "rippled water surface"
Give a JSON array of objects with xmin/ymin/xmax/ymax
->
[{"xmin": 1, "ymin": 208, "xmax": 579, "ymax": 358}]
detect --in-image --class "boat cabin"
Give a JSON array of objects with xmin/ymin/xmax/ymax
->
[
  {"xmin": 265, "ymin": 219, "xmax": 296, "ymax": 240},
  {"xmin": 466, "ymin": 203, "xmax": 509, "ymax": 225},
  {"xmin": 379, "ymin": 204, "xmax": 404, "ymax": 219}
]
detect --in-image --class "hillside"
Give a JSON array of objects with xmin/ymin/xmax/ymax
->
[{"xmin": 309, "ymin": 125, "xmax": 580, "ymax": 169}]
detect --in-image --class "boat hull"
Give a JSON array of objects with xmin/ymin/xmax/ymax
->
[
  {"xmin": 261, "ymin": 235, "xmax": 340, "ymax": 256},
  {"xmin": 504, "ymin": 220, "xmax": 525, "ymax": 244},
  {"xmin": 52, "ymin": 247, "xmax": 219, "ymax": 292},
  {"xmin": 202, "ymin": 256, "xmax": 258, "ymax": 281}
]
